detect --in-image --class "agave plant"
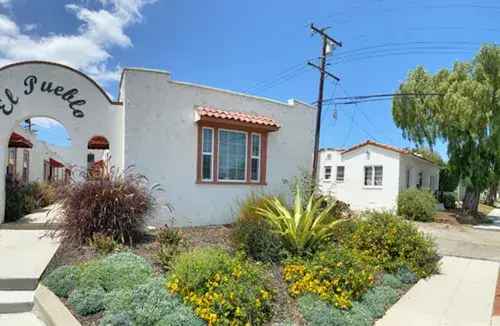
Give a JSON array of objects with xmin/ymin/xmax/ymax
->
[{"xmin": 255, "ymin": 186, "xmax": 347, "ymax": 255}]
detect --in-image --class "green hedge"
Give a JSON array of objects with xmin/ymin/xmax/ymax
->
[{"xmin": 397, "ymin": 188, "xmax": 437, "ymax": 222}]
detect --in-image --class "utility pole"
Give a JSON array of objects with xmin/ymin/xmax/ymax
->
[{"xmin": 309, "ymin": 23, "xmax": 342, "ymax": 181}]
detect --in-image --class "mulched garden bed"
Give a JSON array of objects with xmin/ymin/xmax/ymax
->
[{"xmin": 43, "ymin": 225, "xmax": 305, "ymax": 326}]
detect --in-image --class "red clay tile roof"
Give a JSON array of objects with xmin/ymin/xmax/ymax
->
[
  {"xmin": 342, "ymin": 140, "xmax": 438, "ymax": 165},
  {"xmin": 49, "ymin": 158, "xmax": 64, "ymax": 168},
  {"xmin": 8, "ymin": 132, "xmax": 33, "ymax": 148},
  {"xmin": 88, "ymin": 136, "xmax": 110, "ymax": 150},
  {"xmin": 197, "ymin": 106, "xmax": 280, "ymax": 129}
]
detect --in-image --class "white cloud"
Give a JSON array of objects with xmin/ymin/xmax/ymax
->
[
  {"xmin": 0, "ymin": 0, "xmax": 12, "ymax": 7},
  {"xmin": 0, "ymin": 0, "xmax": 156, "ymax": 85},
  {"xmin": 30, "ymin": 117, "xmax": 63, "ymax": 129},
  {"xmin": 23, "ymin": 24, "xmax": 37, "ymax": 32}
]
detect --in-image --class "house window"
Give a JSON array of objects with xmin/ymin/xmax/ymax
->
[
  {"xmin": 87, "ymin": 153, "xmax": 95, "ymax": 170},
  {"xmin": 406, "ymin": 169, "xmax": 411, "ymax": 188},
  {"xmin": 201, "ymin": 127, "xmax": 214, "ymax": 181},
  {"xmin": 364, "ymin": 165, "xmax": 383, "ymax": 186},
  {"xmin": 250, "ymin": 133, "xmax": 261, "ymax": 182},
  {"xmin": 197, "ymin": 124, "xmax": 268, "ymax": 185},
  {"xmin": 336, "ymin": 166, "xmax": 345, "ymax": 183},
  {"xmin": 7, "ymin": 148, "xmax": 16, "ymax": 177},
  {"xmin": 326, "ymin": 153, "xmax": 332, "ymax": 160},
  {"xmin": 324, "ymin": 166, "xmax": 332, "ymax": 180},
  {"xmin": 22, "ymin": 150, "xmax": 29, "ymax": 183},
  {"xmin": 218, "ymin": 129, "xmax": 247, "ymax": 181},
  {"xmin": 430, "ymin": 175, "xmax": 436, "ymax": 190},
  {"xmin": 417, "ymin": 172, "xmax": 423, "ymax": 189}
]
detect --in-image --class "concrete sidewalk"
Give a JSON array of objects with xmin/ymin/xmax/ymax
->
[
  {"xmin": 474, "ymin": 208, "xmax": 500, "ymax": 232},
  {"xmin": 376, "ymin": 256, "xmax": 499, "ymax": 326}
]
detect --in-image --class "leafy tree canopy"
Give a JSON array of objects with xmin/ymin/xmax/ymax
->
[{"xmin": 393, "ymin": 45, "xmax": 500, "ymax": 211}]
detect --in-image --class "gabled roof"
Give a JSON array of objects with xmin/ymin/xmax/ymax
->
[
  {"xmin": 342, "ymin": 140, "xmax": 438, "ymax": 166},
  {"xmin": 196, "ymin": 106, "xmax": 280, "ymax": 130}
]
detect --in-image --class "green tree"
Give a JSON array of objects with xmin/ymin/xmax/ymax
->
[
  {"xmin": 410, "ymin": 147, "xmax": 444, "ymax": 166},
  {"xmin": 393, "ymin": 45, "xmax": 500, "ymax": 213}
]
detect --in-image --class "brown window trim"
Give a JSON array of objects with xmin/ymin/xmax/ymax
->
[{"xmin": 196, "ymin": 121, "xmax": 269, "ymax": 185}]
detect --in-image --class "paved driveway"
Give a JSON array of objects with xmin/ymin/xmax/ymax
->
[{"xmin": 416, "ymin": 222, "xmax": 500, "ymax": 262}]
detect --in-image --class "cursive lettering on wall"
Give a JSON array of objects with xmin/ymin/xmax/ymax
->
[{"xmin": 23, "ymin": 75, "xmax": 86, "ymax": 118}]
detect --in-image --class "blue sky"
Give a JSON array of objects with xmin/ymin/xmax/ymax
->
[{"xmin": 1, "ymin": 0, "xmax": 499, "ymax": 158}]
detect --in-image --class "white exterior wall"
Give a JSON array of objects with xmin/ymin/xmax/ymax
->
[
  {"xmin": 338, "ymin": 145, "xmax": 401, "ymax": 211},
  {"xmin": 121, "ymin": 68, "xmax": 316, "ymax": 226},
  {"xmin": 398, "ymin": 155, "xmax": 440, "ymax": 192},
  {"xmin": 0, "ymin": 62, "xmax": 123, "ymax": 223},
  {"xmin": 318, "ymin": 145, "xmax": 440, "ymax": 211},
  {"xmin": 317, "ymin": 149, "xmax": 344, "ymax": 196}
]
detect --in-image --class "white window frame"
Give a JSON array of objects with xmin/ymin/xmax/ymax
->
[
  {"xmin": 217, "ymin": 128, "xmax": 248, "ymax": 182},
  {"xmin": 364, "ymin": 165, "xmax": 383, "ymax": 188},
  {"xmin": 250, "ymin": 133, "xmax": 261, "ymax": 183},
  {"xmin": 324, "ymin": 166, "xmax": 332, "ymax": 180},
  {"xmin": 201, "ymin": 127, "xmax": 214, "ymax": 182},
  {"xmin": 336, "ymin": 166, "xmax": 345, "ymax": 183}
]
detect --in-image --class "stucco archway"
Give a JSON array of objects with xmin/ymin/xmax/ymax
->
[{"xmin": 0, "ymin": 61, "xmax": 124, "ymax": 223}]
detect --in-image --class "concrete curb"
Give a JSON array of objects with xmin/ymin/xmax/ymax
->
[{"xmin": 34, "ymin": 285, "xmax": 80, "ymax": 326}]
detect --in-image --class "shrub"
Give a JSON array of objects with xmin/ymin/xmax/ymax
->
[
  {"xmin": 360, "ymin": 286, "xmax": 399, "ymax": 318},
  {"xmin": 68, "ymin": 287, "xmax": 106, "ymax": 316},
  {"xmin": 90, "ymin": 233, "xmax": 122, "ymax": 255},
  {"xmin": 43, "ymin": 265, "xmax": 81, "ymax": 297},
  {"xmin": 156, "ymin": 305, "xmax": 205, "ymax": 326},
  {"xmin": 104, "ymin": 278, "xmax": 202, "ymax": 326},
  {"xmin": 232, "ymin": 193, "xmax": 286, "ymax": 262},
  {"xmin": 396, "ymin": 266, "xmax": 418, "ymax": 284},
  {"xmin": 336, "ymin": 212, "xmax": 439, "ymax": 278},
  {"xmin": 78, "ymin": 252, "xmax": 154, "ymax": 291},
  {"xmin": 99, "ymin": 312, "xmax": 133, "ymax": 326},
  {"xmin": 154, "ymin": 226, "xmax": 185, "ymax": 271},
  {"xmin": 283, "ymin": 246, "xmax": 378, "ymax": 309},
  {"xmin": 256, "ymin": 186, "xmax": 349, "ymax": 255},
  {"xmin": 397, "ymin": 188, "xmax": 437, "ymax": 222},
  {"xmin": 442, "ymin": 192, "xmax": 457, "ymax": 209},
  {"xmin": 56, "ymin": 164, "xmax": 157, "ymax": 245},
  {"xmin": 155, "ymin": 226, "xmax": 183, "ymax": 247},
  {"xmin": 5, "ymin": 176, "xmax": 35, "ymax": 222},
  {"xmin": 380, "ymin": 274, "xmax": 404, "ymax": 289},
  {"xmin": 36, "ymin": 181, "xmax": 58, "ymax": 207},
  {"xmin": 167, "ymin": 247, "xmax": 273, "ymax": 325},
  {"xmin": 297, "ymin": 295, "xmax": 373, "ymax": 326}
]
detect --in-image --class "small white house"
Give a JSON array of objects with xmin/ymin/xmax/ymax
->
[
  {"xmin": 0, "ymin": 61, "xmax": 316, "ymax": 225},
  {"xmin": 318, "ymin": 140, "xmax": 440, "ymax": 211}
]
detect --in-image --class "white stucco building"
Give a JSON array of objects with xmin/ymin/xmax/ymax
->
[
  {"xmin": 0, "ymin": 61, "xmax": 316, "ymax": 225},
  {"xmin": 318, "ymin": 140, "xmax": 440, "ymax": 211}
]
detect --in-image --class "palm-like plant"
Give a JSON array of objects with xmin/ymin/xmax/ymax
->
[{"xmin": 255, "ymin": 186, "xmax": 347, "ymax": 255}]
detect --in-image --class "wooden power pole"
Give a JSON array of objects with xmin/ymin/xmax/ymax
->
[{"xmin": 309, "ymin": 23, "xmax": 342, "ymax": 180}]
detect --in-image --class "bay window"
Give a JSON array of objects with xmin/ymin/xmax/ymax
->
[
  {"xmin": 250, "ymin": 133, "xmax": 261, "ymax": 182},
  {"xmin": 201, "ymin": 127, "xmax": 214, "ymax": 181}
]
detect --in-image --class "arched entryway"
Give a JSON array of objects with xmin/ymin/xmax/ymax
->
[{"xmin": 0, "ymin": 61, "xmax": 124, "ymax": 223}]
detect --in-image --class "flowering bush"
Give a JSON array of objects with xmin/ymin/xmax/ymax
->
[
  {"xmin": 283, "ymin": 247, "xmax": 378, "ymax": 309},
  {"xmin": 336, "ymin": 211, "xmax": 439, "ymax": 278},
  {"xmin": 167, "ymin": 247, "xmax": 273, "ymax": 325}
]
